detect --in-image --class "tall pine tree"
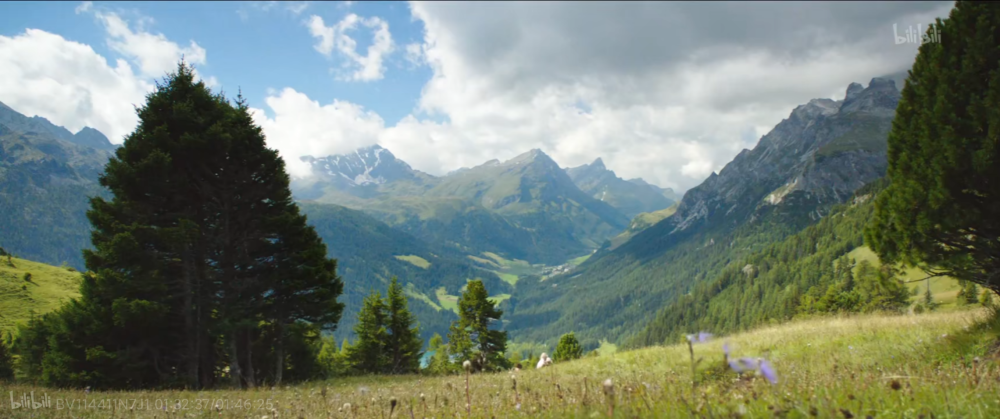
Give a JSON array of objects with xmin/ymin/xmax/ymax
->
[
  {"xmin": 18, "ymin": 62, "xmax": 343, "ymax": 389},
  {"xmin": 866, "ymin": 1, "xmax": 1000, "ymax": 294},
  {"xmin": 447, "ymin": 279, "xmax": 510, "ymax": 372},
  {"xmin": 347, "ymin": 290, "xmax": 389, "ymax": 374},
  {"xmin": 385, "ymin": 277, "xmax": 423, "ymax": 374}
]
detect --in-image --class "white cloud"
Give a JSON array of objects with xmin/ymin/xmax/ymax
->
[
  {"xmin": 92, "ymin": 10, "xmax": 207, "ymax": 79},
  {"xmin": 285, "ymin": 2, "xmax": 310, "ymax": 15},
  {"xmin": 404, "ymin": 43, "xmax": 423, "ymax": 67},
  {"xmin": 74, "ymin": 1, "xmax": 92, "ymax": 14},
  {"xmin": 256, "ymin": 2, "xmax": 955, "ymax": 191},
  {"xmin": 0, "ymin": 8, "xmax": 217, "ymax": 146},
  {"xmin": 307, "ymin": 13, "xmax": 394, "ymax": 82},
  {"xmin": 0, "ymin": 29, "xmax": 152, "ymax": 143},
  {"xmin": 249, "ymin": 88, "xmax": 386, "ymax": 178}
]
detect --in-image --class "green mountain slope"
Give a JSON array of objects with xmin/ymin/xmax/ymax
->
[
  {"xmin": 299, "ymin": 202, "xmax": 512, "ymax": 343},
  {"xmin": 0, "ymin": 121, "xmax": 112, "ymax": 269},
  {"xmin": 0, "ymin": 251, "xmax": 82, "ymax": 334},
  {"xmin": 504, "ymin": 78, "xmax": 901, "ymax": 348},
  {"xmin": 298, "ymin": 148, "xmax": 631, "ymax": 265},
  {"xmin": 565, "ymin": 158, "xmax": 676, "ymax": 218},
  {"xmin": 627, "ymin": 181, "xmax": 881, "ymax": 347}
]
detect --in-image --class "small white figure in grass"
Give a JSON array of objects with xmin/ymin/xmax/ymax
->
[{"xmin": 536, "ymin": 353, "xmax": 553, "ymax": 369}]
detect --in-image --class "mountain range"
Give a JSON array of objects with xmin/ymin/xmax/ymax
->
[
  {"xmin": 291, "ymin": 145, "xmax": 671, "ymax": 265},
  {"xmin": 0, "ymin": 76, "xmax": 901, "ymax": 349},
  {"xmin": 503, "ymin": 77, "xmax": 901, "ymax": 347}
]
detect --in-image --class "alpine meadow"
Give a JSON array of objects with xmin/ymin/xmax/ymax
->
[{"xmin": 1, "ymin": 1, "xmax": 999, "ymax": 418}]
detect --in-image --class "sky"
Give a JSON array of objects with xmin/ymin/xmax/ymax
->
[{"xmin": 0, "ymin": 1, "xmax": 954, "ymax": 191}]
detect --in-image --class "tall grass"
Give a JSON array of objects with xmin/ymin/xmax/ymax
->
[{"xmin": 3, "ymin": 309, "xmax": 998, "ymax": 418}]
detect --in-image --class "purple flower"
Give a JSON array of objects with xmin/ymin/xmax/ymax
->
[
  {"xmin": 686, "ymin": 331, "xmax": 713, "ymax": 344},
  {"xmin": 759, "ymin": 359, "xmax": 778, "ymax": 384},
  {"xmin": 728, "ymin": 357, "xmax": 758, "ymax": 373}
]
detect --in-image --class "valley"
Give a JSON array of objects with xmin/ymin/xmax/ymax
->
[{"xmin": 0, "ymin": 76, "xmax": 970, "ymax": 353}]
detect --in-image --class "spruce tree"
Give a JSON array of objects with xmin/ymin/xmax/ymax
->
[
  {"xmin": 923, "ymin": 282, "xmax": 937, "ymax": 312},
  {"xmin": 347, "ymin": 290, "xmax": 389, "ymax": 374},
  {"xmin": 19, "ymin": 61, "xmax": 343, "ymax": 389},
  {"xmin": 385, "ymin": 277, "xmax": 424, "ymax": 374},
  {"xmin": 866, "ymin": 1, "xmax": 1000, "ymax": 294},
  {"xmin": 447, "ymin": 280, "xmax": 510, "ymax": 372},
  {"xmin": 553, "ymin": 332, "xmax": 583, "ymax": 362},
  {"xmin": 425, "ymin": 333, "xmax": 454, "ymax": 375}
]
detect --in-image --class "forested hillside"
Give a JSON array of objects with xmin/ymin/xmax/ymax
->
[
  {"xmin": 299, "ymin": 202, "xmax": 510, "ymax": 343},
  {"xmin": 627, "ymin": 180, "xmax": 898, "ymax": 347},
  {"xmin": 504, "ymin": 78, "xmax": 901, "ymax": 348},
  {"xmin": 0, "ymin": 119, "xmax": 111, "ymax": 269}
]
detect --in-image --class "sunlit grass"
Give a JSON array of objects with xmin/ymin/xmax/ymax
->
[
  {"xmin": 0, "ymin": 256, "xmax": 81, "ymax": 334},
  {"xmin": 4, "ymin": 309, "xmax": 997, "ymax": 418},
  {"xmin": 393, "ymin": 255, "xmax": 431, "ymax": 269}
]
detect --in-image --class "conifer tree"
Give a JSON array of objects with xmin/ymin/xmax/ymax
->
[
  {"xmin": 867, "ymin": 1, "xmax": 1000, "ymax": 294},
  {"xmin": 347, "ymin": 290, "xmax": 389, "ymax": 374},
  {"xmin": 17, "ymin": 61, "xmax": 343, "ymax": 389},
  {"xmin": 923, "ymin": 282, "xmax": 937, "ymax": 312},
  {"xmin": 385, "ymin": 277, "xmax": 423, "ymax": 374},
  {"xmin": 553, "ymin": 332, "xmax": 583, "ymax": 362},
  {"xmin": 425, "ymin": 333, "xmax": 454, "ymax": 375},
  {"xmin": 447, "ymin": 280, "xmax": 510, "ymax": 372}
]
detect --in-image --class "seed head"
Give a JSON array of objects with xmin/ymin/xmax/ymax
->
[
  {"xmin": 463, "ymin": 360, "xmax": 473, "ymax": 372},
  {"xmin": 890, "ymin": 380, "xmax": 901, "ymax": 391},
  {"xmin": 602, "ymin": 379, "xmax": 614, "ymax": 396},
  {"xmin": 390, "ymin": 397, "xmax": 398, "ymax": 410},
  {"xmin": 685, "ymin": 331, "xmax": 713, "ymax": 344}
]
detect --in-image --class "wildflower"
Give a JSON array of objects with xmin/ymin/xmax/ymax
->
[
  {"xmin": 686, "ymin": 332, "xmax": 713, "ymax": 344},
  {"xmin": 759, "ymin": 359, "xmax": 778, "ymax": 384},
  {"xmin": 728, "ymin": 357, "xmax": 758, "ymax": 373}
]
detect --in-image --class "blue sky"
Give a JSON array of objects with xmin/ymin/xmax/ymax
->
[
  {"xmin": 0, "ymin": 1, "xmax": 430, "ymax": 125},
  {"xmin": 0, "ymin": 1, "xmax": 951, "ymax": 190}
]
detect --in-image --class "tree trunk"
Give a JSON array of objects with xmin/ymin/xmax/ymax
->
[
  {"xmin": 245, "ymin": 329, "xmax": 256, "ymax": 388},
  {"xmin": 274, "ymin": 322, "xmax": 285, "ymax": 386},
  {"xmin": 182, "ymin": 243, "xmax": 199, "ymax": 389},
  {"xmin": 229, "ymin": 332, "xmax": 243, "ymax": 389}
]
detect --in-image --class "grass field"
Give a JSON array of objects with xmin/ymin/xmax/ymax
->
[
  {"xmin": 393, "ymin": 255, "xmax": 431, "ymax": 269},
  {"xmin": 3, "ymin": 309, "xmax": 997, "ymax": 418},
  {"xmin": 847, "ymin": 246, "xmax": 963, "ymax": 308},
  {"xmin": 0, "ymin": 256, "xmax": 81, "ymax": 334}
]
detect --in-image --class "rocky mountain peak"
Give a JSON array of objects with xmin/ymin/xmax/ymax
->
[
  {"xmin": 840, "ymin": 77, "xmax": 900, "ymax": 115},
  {"xmin": 303, "ymin": 144, "xmax": 418, "ymax": 187},
  {"xmin": 845, "ymin": 82, "xmax": 865, "ymax": 102}
]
